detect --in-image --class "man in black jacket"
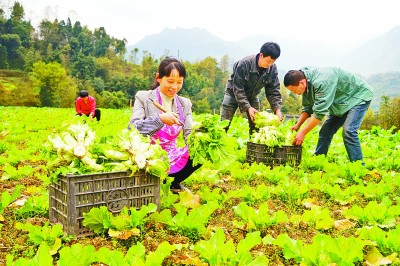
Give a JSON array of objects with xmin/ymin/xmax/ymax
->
[{"xmin": 220, "ymin": 42, "xmax": 283, "ymax": 135}]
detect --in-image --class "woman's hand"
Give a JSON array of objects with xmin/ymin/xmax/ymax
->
[{"xmin": 159, "ymin": 112, "xmax": 181, "ymax": 126}]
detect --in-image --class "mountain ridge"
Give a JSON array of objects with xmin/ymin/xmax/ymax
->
[{"xmin": 127, "ymin": 26, "xmax": 400, "ymax": 77}]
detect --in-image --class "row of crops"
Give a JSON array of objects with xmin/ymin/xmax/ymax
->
[{"xmin": 1, "ymin": 106, "xmax": 400, "ymax": 265}]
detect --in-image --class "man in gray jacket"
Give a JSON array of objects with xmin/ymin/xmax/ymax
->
[{"xmin": 220, "ymin": 42, "xmax": 283, "ymax": 135}]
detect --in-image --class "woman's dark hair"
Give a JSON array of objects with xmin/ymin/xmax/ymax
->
[
  {"xmin": 283, "ymin": 70, "xmax": 305, "ymax": 86},
  {"xmin": 151, "ymin": 57, "xmax": 187, "ymax": 89},
  {"xmin": 79, "ymin": 90, "xmax": 89, "ymax": 97},
  {"xmin": 260, "ymin": 42, "xmax": 281, "ymax": 60}
]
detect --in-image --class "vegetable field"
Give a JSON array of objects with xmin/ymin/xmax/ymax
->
[{"xmin": 1, "ymin": 106, "xmax": 400, "ymax": 266}]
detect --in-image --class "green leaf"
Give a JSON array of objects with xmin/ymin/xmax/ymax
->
[
  {"xmin": 49, "ymin": 237, "xmax": 62, "ymax": 255},
  {"xmin": 344, "ymin": 204, "xmax": 366, "ymax": 223},
  {"xmin": 82, "ymin": 206, "xmax": 113, "ymax": 234},
  {"xmin": 237, "ymin": 231, "xmax": 262, "ymax": 254},
  {"xmin": 302, "ymin": 234, "xmax": 367, "ymax": 265},
  {"xmin": 303, "ymin": 206, "xmax": 334, "ymax": 230},
  {"xmin": 58, "ymin": 243, "xmax": 96, "ymax": 266},
  {"xmin": 95, "ymin": 247, "xmax": 126, "ymax": 266},
  {"xmin": 365, "ymin": 246, "xmax": 397, "ymax": 266},
  {"xmin": 244, "ymin": 255, "xmax": 269, "ymax": 266},
  {"xmin": 10, "ymin": 243, "xmax": 53, "ymax": 266},
  {"xmin": 333, "ymin": 236, "xmax": 367, "ymax": 264},
  {"xmin": 110, "ymin": 209, "xmax": 131, "ymax": 231},
  {"xmin": 145, "ymin": 241, "xmax": 176, "ymax": 266},
  {"xmin": 273, "ymin": 233, "xmax": 303, "ymax": 261},
  {"xmin": 236, "ymin": 231, "xmax": 262, "ymax": 264},
  {"xmin": 15, "ymin": 222, "xmax": 65, "ymax": 247},
  {"xmin": 126, "ymin": 242, "xmax": 146, "ymax": 262},
  {"xmin": 0, "ymin": 185, "xmax": 24, "ymax": 214},
  {"xmin": 193, "ymin": 228, "xmax": 225, "ymax": 264},
  {"xmin": 262, "ymin": 234, "xmax": 275, "ymax": 245},
  {"xmin": 149, "ymin": 209, "xmax": 174, "ymax": 226},
  {"xmin": 129, "ymin": 203, "xmax": 157, "ymax": 227}
]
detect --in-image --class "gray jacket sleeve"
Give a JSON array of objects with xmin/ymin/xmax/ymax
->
[
  {"xmin": 128, "ymin": 91, "xmax": 164, "ymax": 136},
  {"xmin": 128, "ymin": 91, "xmax": 194, "ymax": 143},
  {"xmin": 232, "ymin": 61, "xmax": 252, "ymax": 112},
  {"xmin": 178, "ymin": 96, "xmax": 193, "ymax": 144},
  {"xmin": 265, "ymin": 64, "xmax": 282, "ymax": 112}
]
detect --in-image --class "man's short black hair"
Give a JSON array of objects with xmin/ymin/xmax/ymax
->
[
  {"xmin": 260, "ymin": 42, "xmax": 281, "ymax": 60},
  {"xmin": 284, "ymin": 70, "xmax": 305, "ymax": 86},
  {"xmin": 79, "ymin": 90, "xmax": 89, "ymax": 97}
]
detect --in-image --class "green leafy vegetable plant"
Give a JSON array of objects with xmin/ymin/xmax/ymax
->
[
  {"xmin": 193, "ymin": 227, "xmax": 269, "ymax": 265},
  {"xmin": 14, "ymin": 192, "xmax": 49, "ymax": 218},
  {"xmin": 82, "ymin": 204, "xmax": 158, "ymax": 238},
  {"xmin": 270, "ymin": 233, "xmax": 369, "ymax": 265},
  {"xmin": 302, "ymin": 206, "xmax": 334, "ymax": 230},
  {"xmin": 188, "ymin": 114, "xmax": 237, "ymax": 169},
  {"xmin": 0, "ymin": 185, "xmax": 24, "ymax": 228},
  {"xmin": 15, "ymin": 222, "xmax": 73, "ymax": 254},
  {"xmin": 1, "ymin": 164, "xmax": 35, "ymax": 181},
  {"xmin": 6, "ymin": 242, "xmax": 54, "ymax": 266},
  {"xmin": 271, "ymin": 180, "xmax": 309, "ymax": 206},
  {"xmin": 343, "ymin": 196, "xmax": 400, "ymax": 228},
  {"xmin": 227, "ymin": 184, "xmax": 271, "ymax": 205},
  {"xmin": 357, "ymin": 224, "xmax": 400, "ymax": 255},
  {"xmin": 233, "ymin": 202, "xmax": 287, "ymax": 231},
  {"xmin": 150, "ymin": 201, "xmax": 219, "ymax": 241}
]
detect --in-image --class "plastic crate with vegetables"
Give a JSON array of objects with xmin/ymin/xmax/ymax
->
[
  {"xmin": 246, "ymin": 112, "xmax": 302, "ymax": 167},
  {"xmin": 46, "ymin": 123, "xmax": 168, "ymax": 236}
]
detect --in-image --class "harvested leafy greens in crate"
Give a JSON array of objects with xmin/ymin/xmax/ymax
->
[
  {"xmin": 46, "ymin": 123, "xmax": 170, "ymax": 180},
  {"xmin": 246, "ymin": 112, "xmax": 302, "ymax": 167},
  {"xmin": 46, "ymin": 123, "xmax": 168, "ymax": 237},
  {"xmin": 49, "ymin": 170, "xmax": 160, "ymax": 237},
  {"xmin": 246, "ymin": 142, "xmax": 302, "ymax": 167}
]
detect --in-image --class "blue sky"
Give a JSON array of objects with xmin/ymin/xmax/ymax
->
[{"xmin": 9, "ymin": 0, "xmax": 400, "ymax": 50}]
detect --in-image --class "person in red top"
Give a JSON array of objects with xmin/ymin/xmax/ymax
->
[{"xmin": 75, "ymin": 90, "xmax": 101, "ymax": 121}]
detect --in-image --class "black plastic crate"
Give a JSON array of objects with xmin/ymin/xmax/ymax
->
[
  {"xmin": 246, "ymin": 142, "xmax": 302, "ymax": 167},
  {"xmin": 49, "ymin": 170, "xmax": 160, "ymax": 237}
]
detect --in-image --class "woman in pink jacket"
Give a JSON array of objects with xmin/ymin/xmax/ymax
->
[
  {"xmin": 128, "ymin": 57, "xmax": 200, "ymax": 193},
  {"xmin": 75, "ymin": 90, "xmax": 101, "ymax": 121}
]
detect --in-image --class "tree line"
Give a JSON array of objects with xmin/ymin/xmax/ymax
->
[
  {"xmin": 0, "ymin": 1, "xmax": 399, "ymax": 130},
  {"xmin": 0, "ymin": 2, "xmax": 302, "ymax": 113}
]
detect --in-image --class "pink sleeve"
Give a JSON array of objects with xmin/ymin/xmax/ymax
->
[
  {"xmin": 90, "ymin": 96, "xmax": 96, "ymax": 117},
  {"xmin": 75, "ymin": 98, "xmax": 82, "ymax": 114}
]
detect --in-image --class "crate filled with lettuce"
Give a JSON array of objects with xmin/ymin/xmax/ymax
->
[
  {"xmin": 246, "ymin": 112, "xmax": 302, "ymax": 167},
  {"xmin": 46, "ymin": 123, "xmax": 169, "ymax": 237}
]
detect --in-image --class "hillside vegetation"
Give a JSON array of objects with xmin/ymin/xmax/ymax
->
[{"xmin": 368, "ymin": 72, "xmax": 400, "ymax": 110}]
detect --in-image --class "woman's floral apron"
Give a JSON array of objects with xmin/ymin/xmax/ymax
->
[{"xmin": 150, "ymin": 88, "xmax": 189, "ymax": 174}]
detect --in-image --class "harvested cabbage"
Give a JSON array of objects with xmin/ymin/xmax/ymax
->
[{"xmin": 47, "ymin": 122, "xmax": 103, "ymax": 172}]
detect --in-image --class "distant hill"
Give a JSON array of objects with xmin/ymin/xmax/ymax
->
[
  {"xmin": 126, "ymin": 26, "xmax": 400, "ymax": 111},
  {"xmin": 127, "ymin": 26, "xmax": 400, "ymax": 77},
  {"xmin": 342, "ymin": 26, "xmax": 400, "ymax": 76},
  {"xmin": 126, "ymin": 27, "xmax": 341, "ymax": 75},
  {"xmin": 234, "ymin": 35, "xmax": 341, "ymax": 76},
  {"xmin": 127, "ymin": 27, "xmax": 245, "ymax": 62},
  {"xmin": 367, "ymin": 71, "xmax": 400, "ymax": 110}
]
